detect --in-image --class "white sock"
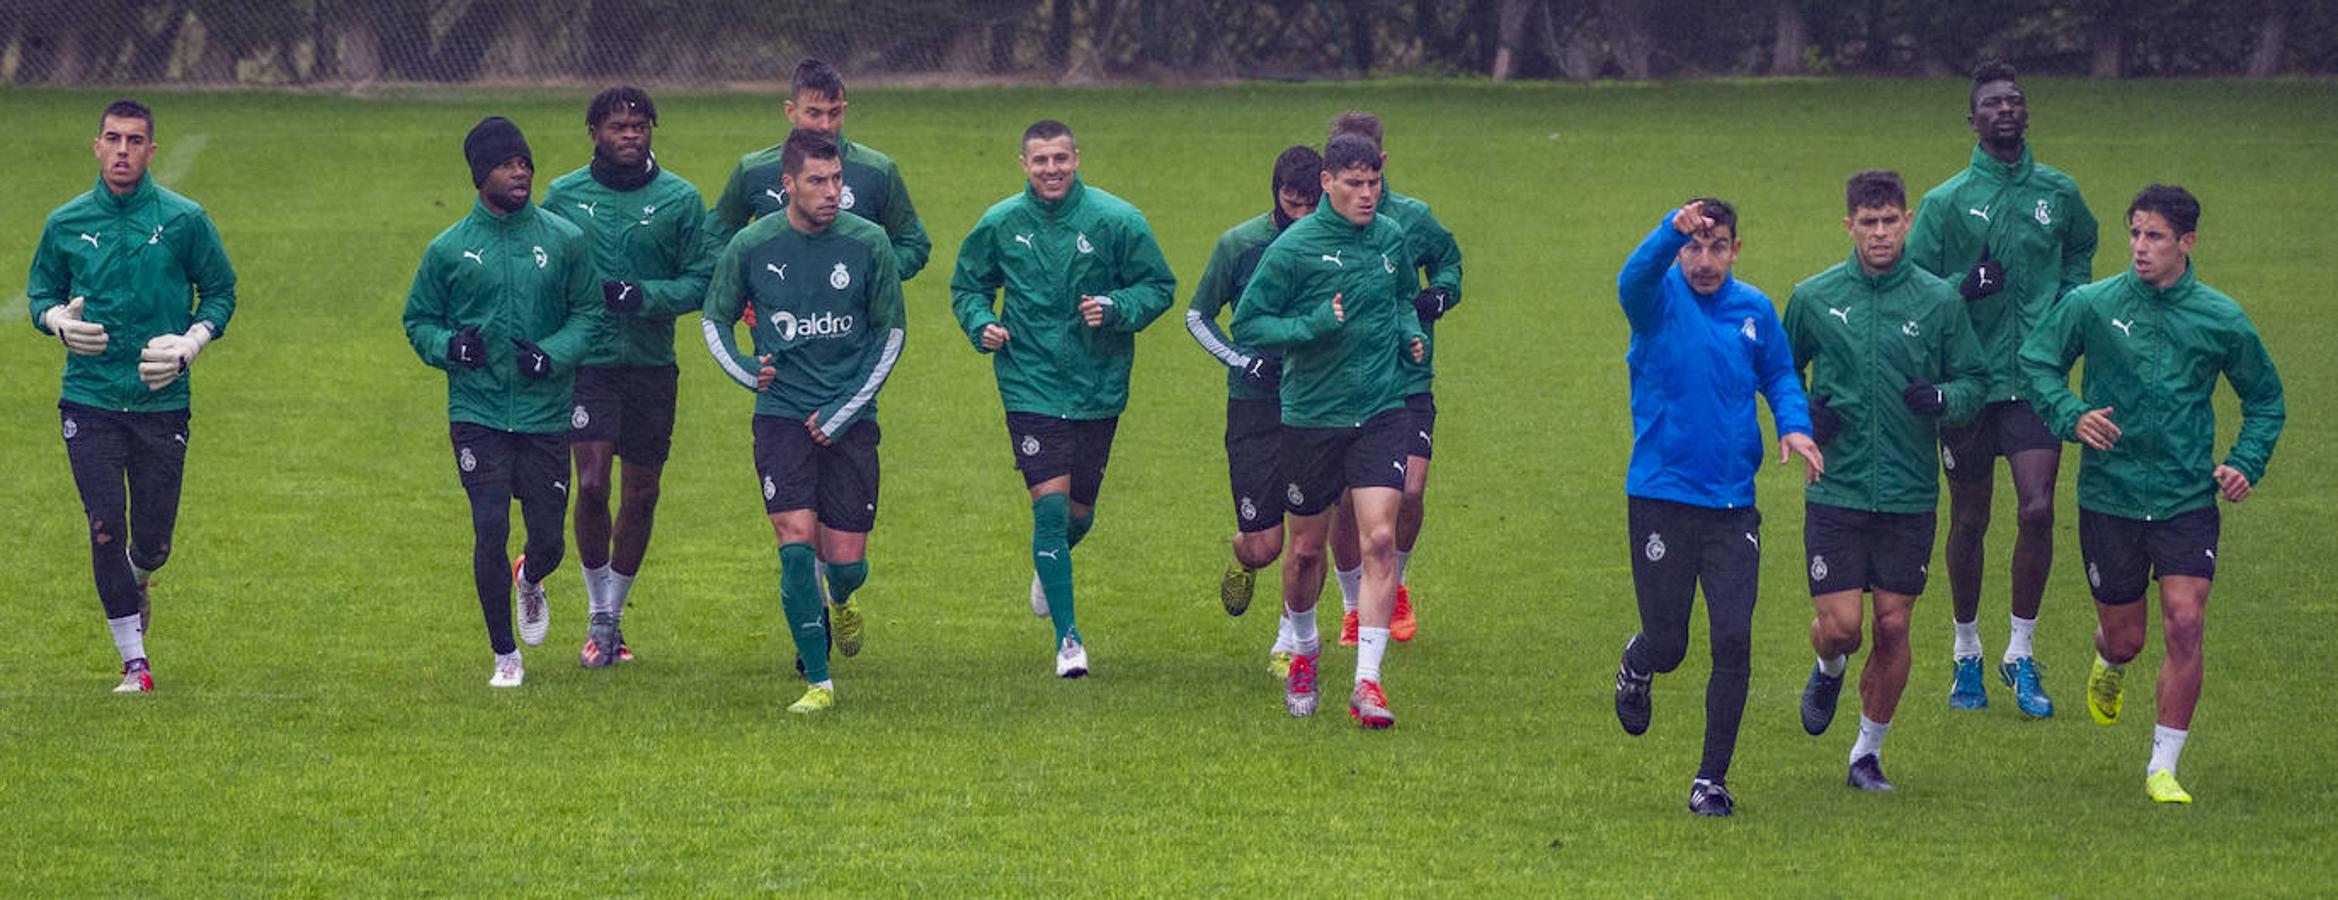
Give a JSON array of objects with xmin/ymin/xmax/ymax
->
[
  {"xmin": 1288, "ymin": 607, "xmax": 1319, "ymax": 656},
  {"xmin": 2099, "ymin": 652, "xmax": 2125, "ymax": 672},
  {"xmin": 608, "ymin": 569, "xmax": 636, "ymax": 622},
  {"xmin": 1271, "ymin": 610, "xmax": 1296, "ymax": 655},
  {"xmin": 582, "ymin": 564, "xmax": 613, "ymax": 617},
  {"xmin": 1394, "ymin": 548, "xmax": 1413, "ymax": 586},
  {"xmin": 1818, "ymin": 653, "xmax": 1848, "ymax": 677},
  {"xmin": 1336, "ymin": 566, "xmax": 1363, "ymax": 613},
  {"xmin": 814, "ymin": 678, "xmax": 834, "ymax": 691},
  {"xmin": 108, "ymin": 614, "xmax": 146, "ymax": 664},
  {"xmin": 1953, "ymin": 619, "xmax": 1983, "ymax": 659},
  {"xmin": 2005, "ymin": 614, "xmax": 2038, "ymax": 662},
  {"xmin": 1355, "ymin": 626, "xmax": 1390, "ymax": 684},
  {"xmin": 1850, "ymin": 714, "xmax": 1891, "ymax": 762},
  {"xmin": 2149, "ymin": 725, "xmax": 2188, "ymax": 776}
]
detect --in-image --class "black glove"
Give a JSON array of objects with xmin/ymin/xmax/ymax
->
[
  {"xmin": 511, "ymin": 338, "xmax": 552, "ymax": 380},
  {"xmin": 1809, "ymin": 394, "xmax": 1843, "ymax": 445},
  {"xmin": 602, "ymin": 280, "xmax": 642, "ymax": 313},
  {"xmin": 449, "ymin": 326, "xmax": 487, "ymax": 370},
  {"xmin": 1959, "ymin": 247, "xmax": 2005, "ymax": 302},
  {"xmin": 1241, "ymin": 353, "xmax": 1282, "ymax": 392},
  {"xmin": 1902, "ymin": 378, "xmax": 1946, "ymax": 417},
  {"xmin": 1413, "ymin": 286, "xmax": 1452, "ymax": 322}
]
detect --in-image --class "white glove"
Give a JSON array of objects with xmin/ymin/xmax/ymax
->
[
  {"xmin": 42, "ymin": 296, "xmax": 110, "ymax": 356},
  {"xmin": 139, "ymin": 322, "xmax": 214, "ymax": 390}
]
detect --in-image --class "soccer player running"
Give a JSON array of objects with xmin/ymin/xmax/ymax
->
[
  {"xmin": 1184, "ymin": 145, "xmax": 1323, "ymax": 674},
  {"xmin": 543, "ymin": 86, "xmax": 715, "ymax": 668},
  {"xmin": 1232, "ymin": 134, "xmax": 1425, "ymax": 728},
  {"xmin": 1321, "ymin": 112, "xmax": 1462, "ymax": 648},
  {"xmin": 403, "ymin": 117, "xmax": 605, "ymax": 687},
  {"xmin": 2019, "ymin": 185, "xmax": 2283, "ymax": 804},
  {"xmin": 1907, "ymin": 60, "xmax": 2098, "ymax": 717},
  {"xmin": 950, "ymin": 119, "xmax": 1176, "ymax": 678},
  {"xmin": 1610, "ymin": 198, "xmax": 1822, "ymax": 816},
  {"xmin": 1783, "ymin": 171, "xmax": 1986, "ymax": 792},
  {"xmin": 27, "ymin": 99, "xmax": 237, "ymax": 693},
  {"xmin": 702, "ymin": 129, "xmax": 906, "ymax": 714}
]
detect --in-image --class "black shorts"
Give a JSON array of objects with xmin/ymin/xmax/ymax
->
[
  {"xmin": 60, "ymin": 400, "xmax": 190, "ymax": 528},
  {"xmin": 1404, "ymin": 391, "xmax": 1437, "ymax": 461},
  {"xmin": 1225, "ymin": 397, "xmax": 1283, "ymax": 534},
  {"xmin": 570, "ymin": 364, "xmax": 680, "ymax": 467},
  {"xmin": 450, "ymin": 422, "xmax": 568, "ymax": 503},
  {"xmin": 1279, "ymin": 407, "xmax": 1410, "ymax": 517},
  {"xmin": 756, "ymin": 415, "xmax": 881, "ymax": 532},
  {"xmin": 1007, "ymin": 413, "xmax": 1118, "ymax": 506},
  {"xmin": 1627, "ymin": 496, "xmax": 1762, "ymax": 641},
  {"xmin": 1940, "ymin": 400, "xmax": 2060, "ymax": 482},
  {"xmin": 2079, "ymin": 506, "xmax": 2218, "ymax": 606},
  {"xmin": 1804, "ymin": 502, "xmax": 1937, "ymax": 597}
]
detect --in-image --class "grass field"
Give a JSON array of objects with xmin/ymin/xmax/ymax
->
[{"xmin": 2, "ymin": 78, "xmax": 2335, "ymax": 895}]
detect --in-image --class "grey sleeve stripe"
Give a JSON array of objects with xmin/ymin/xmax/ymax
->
[
  {"xmin": 1185, "ymin": 309, "xmax": 1250, "ymax": 368},
  {"xmin": 823, "ymin": 327, "xmax": 904, "ymax": 437},
  {"xmin": 701, "ymin": 318, "xmax": 758, "ymax": 389}
]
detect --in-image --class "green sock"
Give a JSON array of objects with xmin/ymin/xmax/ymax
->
[
  {"xmin": 1067, "ymin": 511, "xmax": 1095, "ymax": 549},
  {"xmin": 1032, "ymin": 494, "xmax": 1077, "ymax": 645},
  {"xmin": 779, "ymin": 542, "xmax": 828, "ymax": 683},
  {"xmin": 827, "ymin": 559, "xmax": 868, "ymax": 606}
]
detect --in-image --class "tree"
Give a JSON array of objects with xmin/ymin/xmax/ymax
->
[{"xmin": 2246, "ymin": 0, "xmax": 2288, "ymax": 77}]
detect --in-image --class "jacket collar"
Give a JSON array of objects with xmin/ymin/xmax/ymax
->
[
  {"xmin": 1845, "ymin": 249, "xmax": 1915, "ymax": 292},
  {"xmin": 469, "ymin": 195, "xmax": 538, "ymax": 228},
  {"xmin": 2124, "ymin": 260, "xmax": 2199, "ymax": 305},
  {"xmin": 94, "ymin": 172, "xmax": 156, "ymax": 212},
  {"xmin": 1309, "ymin": 196, "xmax": 1377, "ymax": 234},
  {"xmin": 1966, "ymin": 143, "xmax": 2036, "ymax": 185},
  {"xmin": 1024, "ymin": 175, "xmax": 1087, "ymax": 218}
]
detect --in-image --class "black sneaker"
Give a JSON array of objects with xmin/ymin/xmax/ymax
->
[
  {"xmin": 1847, "ymin": 754, "xmax": 1895, "ymax": 792},
  {"xmin": 1801, "ymin": 662, "xmax": 1845, "ymax": 736},
  {"xmin": 1615, "ymin": 637, "xmax": 1653, "ymax": 736},
  {"xmin": 1688, "ymin": 778, "xmax": 1735, "ymax": 817}
]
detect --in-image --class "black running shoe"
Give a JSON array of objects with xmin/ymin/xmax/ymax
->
[
  {"xmin": 1688, "ymin": 778, "xmax": 1735, "ymax": 817},
  {"xmin": 1615, "ymin": 638, "xmax": 1653, "ymax": 736},
  {"xmin": 1847, "ymin": 754, "xmax": 1895, "ymax": 792},
  {"xmin": 1801, "ymin": 662, "xmax": 1845, "ymax": 736}
]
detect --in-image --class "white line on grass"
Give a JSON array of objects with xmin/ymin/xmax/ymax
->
[{"xmin": 155, "ymin": 133, "xmax": 209, "ymax": 186}]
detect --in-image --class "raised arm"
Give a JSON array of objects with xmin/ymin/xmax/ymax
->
[{"xmin": 1618, "ymin": 207, "xmax": 1692, "ymax": 333}]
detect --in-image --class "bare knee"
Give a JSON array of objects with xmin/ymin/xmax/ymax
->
[
  {"xmin": 2163, "ymin": 609, "xmax": 2206, "ymax": 659},
  {"xmin": 1284, "ymin": 538, "xmax": 1325, "ymax": 574},
  {"xmin": 1234, "ymin": 532, "xmax": 1281, "ymax": 570},
  {"xmin": 1360, "ymin": 522, "xmax": 1396, "ymax": 560},
  {"xmin": 1816, "ymin": 607, "xmax": 1865, "ymax": 654}
]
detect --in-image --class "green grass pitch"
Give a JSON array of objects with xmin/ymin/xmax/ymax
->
[{"xmin": 2, "ymin": 78, "xmax": 2334, "ymax": 894}]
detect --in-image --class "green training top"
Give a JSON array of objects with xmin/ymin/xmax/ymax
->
[
  {"xmin": 1906, "ymin": 144, "xmax": 2097, "ymax": 402},
  {"xmin": 950, "ymin": 176, "xmax": 1177, "ymax": 420},
  {"xmin": 2019, "ymin": 264, "xmax": 2284, "ymax": 521},
  {"xmin": 402, "ymin": 198, "xmax": 606, "ymax": 434},
  {"xmin": 542, "ymin": 165, "xmax": 716, "ymax": 367},
  {"xmin": 27, "ymin": 173, "xmax": 238, "ymax": 413},
  {"xmin": 701, "ymin": 211, "xmax": 906, "ymax": 439},
  {"xmin": 707, "ymin": 135, "xmax": 931, "ymax": 282},
  {"xmin": 1784, "ymin": 251, "xmax": 1987, "ymax": 514},
  {"xmin": 1184, "ymin": 212, "xmax": 1284, "ymax": 402},
  {"xmin": 1230, "ymin": 200, "xmax": 1424, "ymax": 429}
]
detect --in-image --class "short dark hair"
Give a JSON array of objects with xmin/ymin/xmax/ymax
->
[
  {"xmin": 792, "ymin": 58, "xmax": 844, "ymax": 100},
  {"xmin": 781, "ymin": 128, "xmax": 840, "ymax": 177},
  {"xmin": 1327, "ymin": 110, "xmax": 1383, "ymax": 150},
  {"xmin": 587, "ymin": 86, "xmax": 657, "ymax": 128},
  {"xmin": 1686, "ymin": 197, "xmax": 1739, "ymax": 238},
  {"xmin": 1845, "ymin": 170, "xmax": 1906, "ymax": 215},
  {"xmin": 1969, "ymin": 59, "xmax": 2020, "ymax": 110},
  {"xmin": 100, "ymin": 99, "xmax": 153, "ymax": 136},
  {"xmin": 1323, "ymin": 133, "xmax": 1382, "ymax": 174},
  {"xmin": 1021, "ymin": 119, "xmax": 1075, "ymax": 151},
  {"xmin": 2127, "ymin": 184, "xmax": 2201, "ymax": 236},
  {"xmin": 1272, "ymin": 145, "xmax": 1324, "ymax": 200}
]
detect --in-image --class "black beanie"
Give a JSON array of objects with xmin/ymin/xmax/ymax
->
[{"xmin": 464, "ymin": 116, "xmax": 532, "ymax": 187}]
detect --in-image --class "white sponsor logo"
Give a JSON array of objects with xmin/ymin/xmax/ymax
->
[
  {"xmin": 839, "ymin": 183, "xmax": 857, "ymax": 211},
  {"xmin": 147, "ymin": 225, "xmax": 164, "ymax": 245},
  {"xmin": 1828, "ymin": 307, "xmax": 1850, "ymax": 324},
  {"xmin": 1966, "ymin": 207, "xmax": 1992, "ymax": 222},
  {"xmin": 1902, "ymin": 320, "xmax": 1921, "ymax": 337},
  {"xmin": 771, "ymin": 309, "xmax": 855, "ymax": 342},
  {"xmin": 1810, "ymin": 555, "xmax": 1830, "ymax": 582},
  {"xmin": 576, "ymin": 201, "xmax": 597, "ymax": 217},
  {"xmin": 462, "ymin": 249, "xmax": 485, "ymax": 266},
  {"xmin": 1644, "ymin": 532, "xmax": 1666, "ymax": 562},
  {"xmin": 174, "ymin": 433, "xmax": 186, "ymax": 446},
  {"xmin": 2033, "ymin": 199, "xmax": 2053, "ymax": 226},
  {"xmin": 62, "ymin": 417, "xmax": 77, "ymax": 440},
  {"xmin": 829, "ymin": 261, "xmax": 851, "ymax": 290},
  {"xmin": 78, "ymin": 232, "xmax": 100, "ymax": 248},
  {"xmin": 763, "ymin": 188, "xmax": 786, "ymax": 206},
  {"xmin": 763, "ymin": 474, "xmax": 776, "ymax": 500},
  {"xmin": 1286, "ymin": 483, "xmax": 1306, "ymax": 508},
  {"xmin": 1013, "ymin": 233, "xmax": 1034, "ymax": 250},
  {"xmin": 1740, "ymin": 317, "xmax": 1758, "ymax": 341},
  {"xmin": 1036, "ymin": 549, "xmax": 1061, "ymax": 560},
  {"xmin": 1745, "ymin": 532, "xmax": 1759, "ymax": 549},
  {"xmin": 2205, "ymin": 548, "xmax": 2215, "ymax": 560},
  {"xmin": 1020, "ymin": 435, "xmax": 1041, "ymax": 457},
  {"xmin": 2087, "ymin": 561, "xmax": 2102, "ymax": 588},
  {"xmin": 1239, "ymin": 496, "xmax": 1258, "ymax": 522},
  {"xmin": 1941, "ymin": 445, "xmax": 1958, "ymax": 471},
  {"xmin": 638, "ymin": 205, "xmax": 657, "ymax": 225},
  {"xmin": 1391, "ymin": 460, "xmax": 1406, "ymax": 475},
  {"xmin": 1076, "ymin": 232, "xmax": 1094, "ymax": 254},
  {"xmin": 552, "ymin": 480, "xmax": 567, "ymax": 496},
  {"xmin": 767, "ymin": 262, "xmax": 787, "ymax": 280},
  {"xmin": 1418, "ymin": 430, "xmax": 1431, "ymax": 446},
  {"xmin": 2110, "ymin": 318, "xmax": 2134, "ymax": 337},
  {"xmin": 1320, "ymin": 252, "xmax": 1343, "ymax": 268},
  {"xmin": 533, "ymin": 245, "xmax": 548, "ymax": 269},
  {"xmin": 1382, "ymin": 253, "xmax": 1396, "ymax": 274},
  {"xmin": 572, "ymin": 405, "xmax": 590, "ymax": 429},
  {"xmin": 459, "ymin": 447, "xmax": 477, "ymax": 472}
]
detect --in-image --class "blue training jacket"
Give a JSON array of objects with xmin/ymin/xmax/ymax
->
[{"xmin": 1618, "ymin": 212, "xmax": 1811, "ymax": 510}]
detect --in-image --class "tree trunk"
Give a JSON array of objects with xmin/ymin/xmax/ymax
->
[
  {"xmin": 1544, "ymin": 1, "xmax": 1598, "ymax": 82},
  {"xmin": 1595, "ymin": 0, "xmax": 1651, "ymax": 79},
  {"xmin": 1768, "ymin": 0, "xmax": 1806, "ymax": 76},
  {"xmin": 1491, "ymin": 0, "xmax": 1531, "ymax": 81},
  {"xmin": 2088, "ymin": 23, "xmax": 2123, "ymax": 79},
  {"xmin": 2245, "ymin": 0, "xmax": 2287, "ymax": 77},
  {"xmin": 1344, "ymin": 0, "xmax": 1374, "ymax": 72}
]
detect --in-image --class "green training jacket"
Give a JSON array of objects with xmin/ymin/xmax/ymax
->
[
  {"xmin": 542, "ymin": 165, "xmax": 716, "ymax": 367},
  {"xmin": 950, "ymin": 177, "xmax": 1177, "ymax": 420},
  {"xmin": 1784, "ymin": 252, "xmax": 1987, "ymax": 514},
  {"xmin": 2020, "ymin": 264, "xmax": 2284, "ymax": 521},
  {"xmin": 1907, "ymin": 145, "xmax": 2098, "ymax": 402},
  {"xmin": 1184, "ymin": 212, "xmax": 1283, "ymax": 402},
  {"xmin": 1382, "ymin": 185, "xmax": 1462, "ymax": 395},
  {"xmin": 27, "ymin": 173, "xmax": 238, "ymax": 413},
  {"xmin": 707, "ymin": 135, "xmax": 931, "ymax": 282},
  {"xmin": 402, "ymin": 198, "xmax": 605, "ymax": 434},
  {"xmin": 1230, "ymin": 200, "xmax": 1424, "ymax": 429},
  {"xmin": 701, "ymin": 211, "xmax": 906, "ymax": 438}
]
